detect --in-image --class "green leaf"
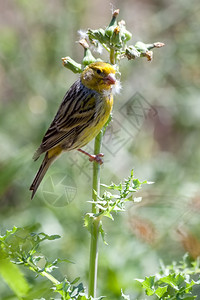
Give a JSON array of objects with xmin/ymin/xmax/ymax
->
[
  {"xmin": 0, "ymin": 259, "xmax": 30, "ymax": 297},
  {"xmin": 71, "ymin": 277, "xmax": 81, "ymax": 285},
  {"xmin": 78, "ymin": 296, "xmax": 88, "ymax": 300},
  {"xmin": 84, "ymin": 214, "xmax": 93, "ymax": 233},
  {"xmin": 136, "ymin": 276, "xmax": 155, "ymax": 296},
  {"xmin": 31, "ymin": 232, "xmax": 61, "ymax": 242},
  {"xmin": 160, "ymin": 273, "xmax": 185, "ymax": 290},
  {"xmin": 99, "ymin": 222, "xmax": 108, "ymax": 245},
  {"xmin": 185, "ymin": 279, "xmax": 200, "ymax": 292},
  {"xmin": 102, "ymin": 210, "xmax": 114, "ymax": 220},
  {"xmin": 180, "ymin": 297, "xmax": 197, "ymax": 300},
  {"xmin": 0, "ymin": 226, "xmax": 18, "ymax": 242},
  {"xmin": 101, "ymin": 183, "xmax": 122, "ymax": 191},
  {"xmin": 99, "ymin": 170, "xmax": 146, "ymax": 222},
  {"xmin": 155, "ymin": 285, "xmax": 168, "ymax": 297}
]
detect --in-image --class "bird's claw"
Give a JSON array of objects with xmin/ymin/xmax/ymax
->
[{"xmin": 89, "ymin": 153, "xmax": 104, "ymax": 165}]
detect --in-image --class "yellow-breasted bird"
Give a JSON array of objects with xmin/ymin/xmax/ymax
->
[{"xmin": 30, "ymin": 61, "xmax": 116, "ymax": 199}]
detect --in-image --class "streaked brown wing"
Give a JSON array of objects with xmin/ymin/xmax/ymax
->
[{"xmin": 35, "ymin": 79, "xmax": 99, "ymax": 158}]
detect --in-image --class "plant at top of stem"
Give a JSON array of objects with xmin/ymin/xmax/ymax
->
[{"xmin": 62, "ymin": 8, "xmax": 164, "ymax": 70}]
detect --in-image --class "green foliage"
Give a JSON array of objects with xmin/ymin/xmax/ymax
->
[
  {"xmin": 0, "ymin": 259, "xmax": 30, "ymax": 298},
  {"xmin": 53, "ymin": 278, "xmax": 85, "ymax": 299},
  {"xmin": 84, "ymin": 170, "xmax": 147, "ymax": 243},
  {"xmin": 96, "ymin": 170, "xmax": 145, "ymax": 218},
  {"xmin": 136, "ymin": 255, "xmax": 200, "ymax": 299},
  {"xmin": 0, "ymin": 226, "xmax": 60, "ymax": 265},
  {"xmin": 0, "ymin": 226, "xmax": 93, "ymax": 299},
  {"xmin": 0, "ymin": 226, "xmax": 115, "ymax": 299}
]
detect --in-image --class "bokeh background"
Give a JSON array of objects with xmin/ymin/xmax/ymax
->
[{"xmin": 1, "ymin": 0, "xmax": 200, "ymax": 299}]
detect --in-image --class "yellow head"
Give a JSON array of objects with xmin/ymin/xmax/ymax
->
[{"xmin": 81, "ymin": 62, "xmax": 116, "ymax": 93}]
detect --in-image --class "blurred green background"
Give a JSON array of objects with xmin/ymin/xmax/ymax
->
[{"xmin": 1, "ymin": 0, "xmax": 200, "ymax": 299}]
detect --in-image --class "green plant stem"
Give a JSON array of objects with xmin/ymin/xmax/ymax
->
[
  {"xmin": 88, "ymin": 49, "xmax": 116, "ymax": 298},
  {"xmin": 27, "ymin": 260, "xmax": 60, "ymax": 285},
  {"xmin": 110, "ymin": 48, "xmax": 115, "ymax": 64},
  {"xmin": 88, "ymin": 218, "xmax": 100, "ymax": 298},
  {"xmin": 92, "ymin": 131, "xmax": 103, "ymax": 214},
  {"xmin": 41, "ymin": 271, "xmax": 60, "ymax": 285},
  {"xmin": 88, "ymin": 130, "xmax": 103, "ymax": 298}
]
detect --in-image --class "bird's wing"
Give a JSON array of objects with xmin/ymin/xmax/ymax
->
[{"xmin": 34, "ymin": 80, "xmax": 100, "ymax": 159}]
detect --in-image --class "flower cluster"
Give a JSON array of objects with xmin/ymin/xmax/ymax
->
[
  {"xmin": 62, "ymin": 9, "xmax": 165, "ymax": 74},
  {"xmin": 88, "ymin": 9, "xmax": 132, "ymax": 51}
]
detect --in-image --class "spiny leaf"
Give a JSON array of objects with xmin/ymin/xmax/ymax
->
[
  {"xmin": 99, "ymin": 222, "xmax": 108, "ymax": 245},
  {"xmin": 0, "ymin": 226, "xmax": 18, "ymax": 241},
  {"xmin": 155, "ymin": 285, "xmax": 168, "ymax": 297},
  {"xmin": 160, "ymin": 273, "xmax": 185, "ymax": 290},
  {"xmin": 136, "ymin": 276, "xmax": 155, "ymax": 296}
]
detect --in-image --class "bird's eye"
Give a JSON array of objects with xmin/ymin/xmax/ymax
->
[{"xmin": 96, "ymin": 69, "xmax": 102, "ymax": 75}]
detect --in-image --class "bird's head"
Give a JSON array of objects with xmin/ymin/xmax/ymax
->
[{"xmin": 81, "ymin": 62, "xmax": 116, "ymax": 93}]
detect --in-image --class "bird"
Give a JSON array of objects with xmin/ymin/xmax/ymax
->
[{"xmin": 30, "ymin": 61, "xmax": 116, "ymax": 199}]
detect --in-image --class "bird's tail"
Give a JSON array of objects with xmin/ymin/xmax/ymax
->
[{"xmin": 30, "ymin": 152, "xmax": 56, "ymax": 199}]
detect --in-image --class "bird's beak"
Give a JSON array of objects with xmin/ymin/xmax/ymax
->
[{"xmin": 104, "ymin": 73, "xmax": 116, "ymax": 85}]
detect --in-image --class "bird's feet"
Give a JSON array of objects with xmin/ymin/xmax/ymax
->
[
  {"xmin": 77, "ymin": 149, "xmax": 104, "ymax": 165},
  {"xmin": 89, "ymin": 153, "xmax": 104, "ymax": 164}
]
